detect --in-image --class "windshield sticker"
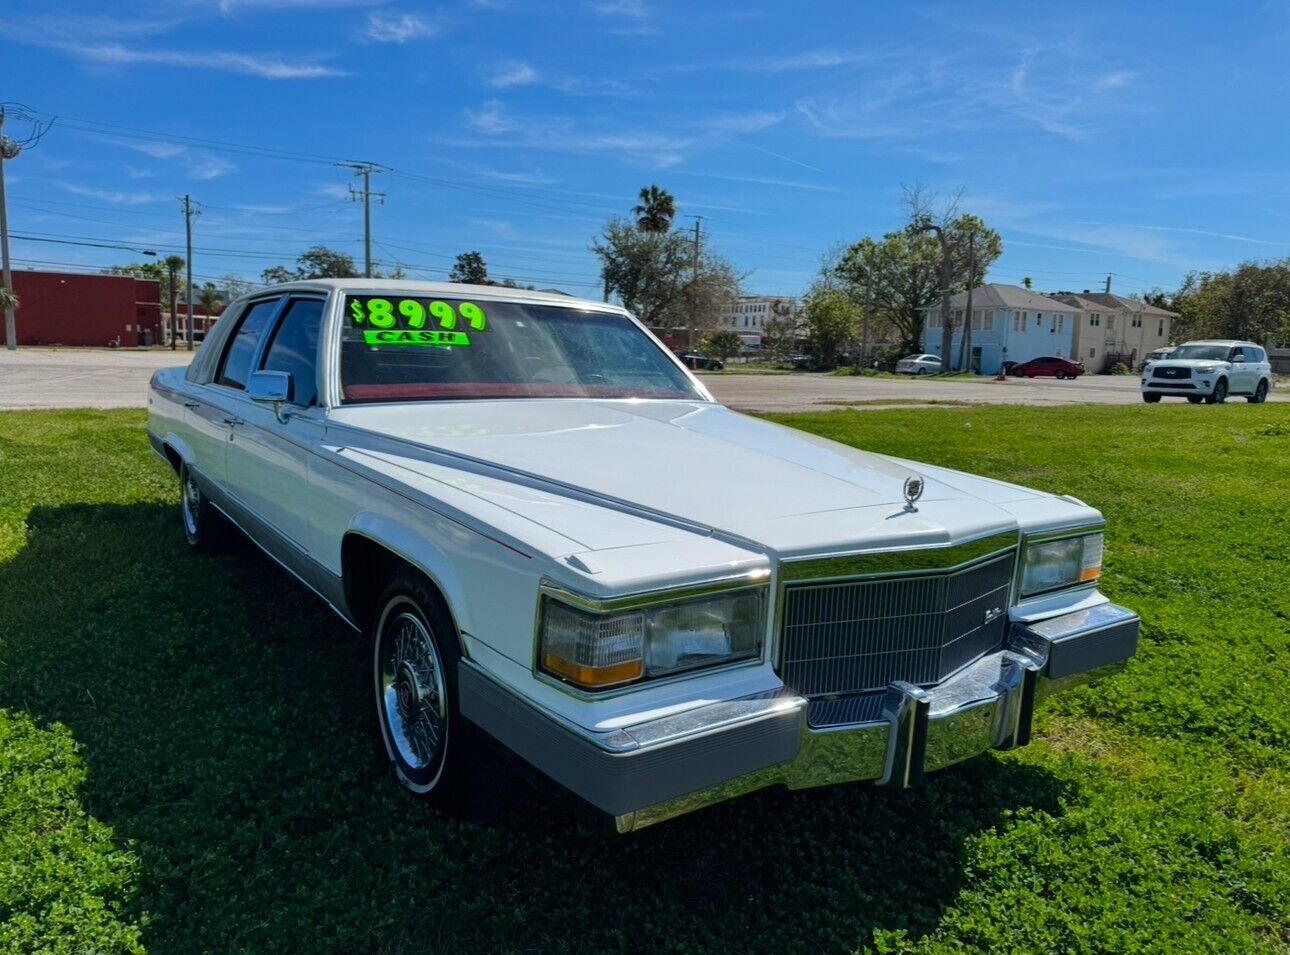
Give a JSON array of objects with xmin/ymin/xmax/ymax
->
[
  {"xmin": 348, "ymin": 297, "xmax": 488, "ymax": 332},
  {"xmin": 362, "ymin": 329, "xmax": 471, "ymax": 347}
]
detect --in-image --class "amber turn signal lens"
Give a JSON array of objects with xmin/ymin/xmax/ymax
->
[{"xmin": 542, "ymin": 653, "xmax": 643, "ymax": 688}]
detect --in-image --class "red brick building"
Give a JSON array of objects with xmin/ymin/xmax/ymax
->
[{"xmin": 5, "ymin": 270, "xmax": 163, "ymax": 347}]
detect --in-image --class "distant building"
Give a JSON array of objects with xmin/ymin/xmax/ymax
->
[
  {"xmin": 719, "ymin": 295, "xmax": 798, "ymax": 348},
  {"xmin": 921, "ymin": 284, "xmax": 1078, "ymax": 374},
  {"xmin": 6, "ymin": 270, "xmax": 162, "ymax": 347},
  {"xmin": 1050, "ymin": 292, "xmax": 1178, "ymax": 372},
  {"xmin": 920, "ymin": 284, "xmax": 1181, "ymax": 373}
]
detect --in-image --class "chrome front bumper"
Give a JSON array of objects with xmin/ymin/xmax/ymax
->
[{"xmin": 460, "ymin": 603, "xmax": 1139, "ymax": 833}]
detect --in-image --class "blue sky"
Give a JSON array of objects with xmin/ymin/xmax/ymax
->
[{"xmin": 4, "ymin": 0, "xmax": 1290, "ymax": 300}]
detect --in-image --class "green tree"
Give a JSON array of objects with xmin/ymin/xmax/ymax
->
[
  {"xmin": 0, "ymin": 285, "xmax": 18, "ymax": 313},
  {"xmin": 632, "ymin": 184, "xmax": 676, "ymax": 233},
  {"xmin": 1162, "ymin": 261, "xmax": 1290, "ymax": 345},
  {"xmin": 261, "ymin": 265, "xmax": 294, "ymax": 285},
  {"xmin": 837, "ymin": 202, "xmax": 1001, "ymax": 363},
  {"xmin": 260, "ymin": 246, "xmax": 358, "ymax": 284},
  {"xmin": 296, "ymin": 245, "xmax": 358, "ymax": 279},
  {"xmin": 802, "ymin": 286, "xmax": 860, "ymax": 368},
  {"xmin": 449, "ymin": 251, "xmax": 489, "ymax": 284},
  {"xmin": 221, "ymin": 274, "xmax": 253, "ymax": 301},
  {"xmin": 592, "ymin": 218, "xmax": 738, "ymax": 329},
  {"xmin": 197, "ymin": 282, "xmax": 222, "ymax": 317},
  {"xmin": 703, "ymin": 329, "xmax": 742, "ymax": 362}
]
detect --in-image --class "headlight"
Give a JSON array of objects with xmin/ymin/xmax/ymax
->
[
  {"xmin": 539, "ymin": 587, "xmax": 766, "ymax": 690},
  {"xmin": 1020, "ymin": 532, "xmax": 1103, "ymax": 597}
]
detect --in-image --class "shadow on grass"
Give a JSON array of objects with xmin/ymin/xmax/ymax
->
[{"xmin": 1, "ymin": 502, "xmax": 1072, "ymax": 954}]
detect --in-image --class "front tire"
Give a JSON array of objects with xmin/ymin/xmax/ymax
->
[
  {"xmin": 1248, "ymin": 380, "xmax": 1268, "ymax": 404},
  {"xmin": 371, "ymin": 572, "xmax": 500, "ymax": 814},
  {"xmin": 1142, "ymin": 393, "xmax": 1161, "ymax": 403},
  {"xmin": 1187, "ymin": 396, "xmax": 1203, "ymax": 404},
  {"xmin": 1206, "ymin": 378, "xmax": 1228, "ymax": 404}
]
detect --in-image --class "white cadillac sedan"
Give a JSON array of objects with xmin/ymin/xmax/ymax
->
[{"xmin": 147, "ymin": 281, "xmax": 1138, "ymax": 831}]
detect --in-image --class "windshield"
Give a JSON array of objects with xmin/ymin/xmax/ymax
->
[
  {"xmin": 1169, "ymin": 344, "xmax": 1230, "ymax": 361},
  {"xmin": 339, "ymin": 294, "xmax": 703, "ymax": 403}
]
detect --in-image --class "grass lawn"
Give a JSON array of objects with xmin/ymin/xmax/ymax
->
[{"xmin": 1, "ymin": 406, "xmax": 1287, "ymax": 954}]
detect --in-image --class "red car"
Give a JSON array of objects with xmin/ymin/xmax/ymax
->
[{"xmin": 1010, "ymin": 356, "xmax": 1085, "ymax": 380}]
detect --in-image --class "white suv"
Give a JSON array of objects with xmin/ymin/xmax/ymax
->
[{"xmin": 1141, "ymin": 340, "xmax": 1273, "ymax": 404}]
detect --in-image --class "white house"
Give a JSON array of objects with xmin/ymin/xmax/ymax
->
[
  {"xmin": 920, "ymin": 284, "xmax": 1078, "ymax": 374},
  {"xmin": 719, "ymin": 296, "xmax": 797, "ymax": 348}
]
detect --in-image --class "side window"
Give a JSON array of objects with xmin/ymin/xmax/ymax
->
[
  {"xmin": 260, "ymin": 298, "xmax": 324, "ymax": 406},
  {"xmin": 216, "ymin": 299, "xmax": 281, "ymax": 390}
]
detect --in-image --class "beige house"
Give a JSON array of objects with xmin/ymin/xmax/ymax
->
[{"xmin": 1050, "ymin": 292, "xmax": 1178, "ymax": 372}]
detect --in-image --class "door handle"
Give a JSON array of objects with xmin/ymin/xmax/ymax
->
[
  {"xmin": 183, "ymin": 400, "xmax": 200, "ymax": 409},
  {"xmin": 222, "ymin": 416, "xmax": 245, "ymax": 426}
]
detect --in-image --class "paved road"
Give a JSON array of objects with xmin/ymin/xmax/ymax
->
[{"xmin": 0, "ymin": 347, "xmax": 1283, "ymax": 411}]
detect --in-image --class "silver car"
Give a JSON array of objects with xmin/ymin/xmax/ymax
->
[{"xmin": 896, "ymin": 353, "xmax": 943, "ymax": 375}]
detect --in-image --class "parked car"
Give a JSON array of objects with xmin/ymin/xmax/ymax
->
[
  {"xmin": 1141, "ymin": 340, "xmax": 1273, "ymax": 404},
  {"xmin": 1141, "ymin": 346, "xmax": 1175, "ymax": 370},
  {"xmin": 782, "ymin": 353, "xmax": 812, "ymax": 369},
  {"xmin": 147, "ymin": 280, "xmax": 1139, "ymax": 831},
  {"xmin": 675, "ymin": 351, "xmax": 724, "ymax": 371},
  {"xmin": 1010, "ymin": 356, "xmax": 1085, "ymax": 379},
  {"xmin": 896, "ymin": 353, "xmax": 943, "ymax": 375}
]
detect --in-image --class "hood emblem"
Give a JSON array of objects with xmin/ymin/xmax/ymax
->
[{"xmin": 902, "ymin": 475, "xmax": 925, "ymax": 512}]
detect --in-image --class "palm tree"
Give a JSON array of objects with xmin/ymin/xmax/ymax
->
[
  {"xmin": 163, "ymin": 255, "xmax": 186, "ymax": 350},
  {"xmin": 0, "ymin": 286, "xmax": 17, "ymax": 313},
  {"xmin": 632, "ymin": 184, "xmax": 676, "ymax": 233}
]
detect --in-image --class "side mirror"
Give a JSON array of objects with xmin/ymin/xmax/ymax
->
[
  {"xmin": 1230, "ymin": 354, "xmax": 1245, "ymax": 363},
  {"xmin": 247, "ymin": 370, "xmax": 293, "ymax": 421},
  {"xmin": 248, "ymin": 370, "xmax": 291, "ymax": 403}
]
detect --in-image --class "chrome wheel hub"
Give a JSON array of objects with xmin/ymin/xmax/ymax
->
[
  {"xmin": 182, "ymin": 473, "xmax": 200, "ymax": 535},
  {"xmin": 381, "ymin": 612, "xmax": 446, "ymax": 772}
]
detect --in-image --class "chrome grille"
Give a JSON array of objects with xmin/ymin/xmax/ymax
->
[
  {"xmin": 779, "ymin": 552, "xmax": 1014, "ymax": 698},
  {"xmin": 1153, "ymin": 366, "xmax": 1190, "ymax": 379}
]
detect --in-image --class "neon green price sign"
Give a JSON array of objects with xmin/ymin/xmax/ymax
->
[{"xmin": 348, "ymin": 297, "xmax": 488, "ymax": 332}]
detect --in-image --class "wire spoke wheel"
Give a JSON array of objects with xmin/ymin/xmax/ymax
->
[
  {"xmin": 182, "ymin": 470, "xmax": 201, "ymax": 538},
  {"xmin": 380, "ymin": 610, "xmax": 448, "ymax": 779}
]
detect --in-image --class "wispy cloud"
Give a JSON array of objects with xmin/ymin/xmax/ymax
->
[
  {"xmin": 672, "ymin": 170, "xmax": 839, "ymax": 193},
  {"xmin": 61, "ymin": 183, "xmax": 162, "ymax": 205},
  {"xmin": 216, "ymin": 0, "xmax": 379, "ymax": 10},
  {"xmin": 476, "ymin": 167, "xmax": 556, "ymax": 185},
  {"xmin": 365, "ymin": 12, "xmax": 439, "ymax": 43},
  {"xmin": 1074, "ymin": 221, "xmax": 1280, "ymax": 246},
  {"xmin": 795, "ymin": 38, "xmax": 1138, "ymax": 150},
  {"xmin": 462, "ymin": 101, "xmax": 783, "ymax": 167},
  {"xmin": 588, "ymin": 0, "xmax": 654, "ymax": 35},
  {"xmin": 44, "ymin": 42, "xmax": 346, "ymax": 78},
  {"xmin": 489, "ymin": 61, "xmax": 539, "ymax": 88}
]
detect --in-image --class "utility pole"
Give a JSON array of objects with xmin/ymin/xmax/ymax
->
[
  {"xmin": 0, "ymin": 110, "xmax": 15, "ymax": 351},
  {"xmin": 958, "ymin": 231, "xmax": 976, "ymax": 373},
  {"xmin": 0, "ymin": 106, "xmax": 51, "ymax": 350},
  {"xmin": 339, "ymin": 162, "xmax": 386, "ymax": 278},
  {"xmin": 687, "ymin": 214, "xmax": 703, "ymax": 349},
  {"xmin": 181, "ymin": 195, "xmax": 200, "ymax": 351},
  {"xmin": 1105, "ymin": 273, "xmax": 1112, "ymax": 294}
]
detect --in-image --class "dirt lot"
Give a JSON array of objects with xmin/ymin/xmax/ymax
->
[{"xmin": 0, "ymin": 347, "xmax": 1283, "ymax": 410}]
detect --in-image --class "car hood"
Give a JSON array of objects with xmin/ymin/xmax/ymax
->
[{"xmin": 327, "ymin": 400, "xmax": 1096, "ymax": 559}]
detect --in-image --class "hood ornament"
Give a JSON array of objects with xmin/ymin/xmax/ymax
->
[{"xmin": 902, "ymin": 475, "xmax": 925, "ymax": 512}]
